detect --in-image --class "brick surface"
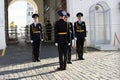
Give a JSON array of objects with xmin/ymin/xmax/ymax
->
[{"xmin": 0, "ymin": 44, "xmax": 120, "ymax": 80}]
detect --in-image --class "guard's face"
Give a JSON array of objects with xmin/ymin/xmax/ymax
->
[
  {"xmin": 77, "ymin": 16, "xmax": 82, "ymax": 21},
  {"xmin": 64, "ymin": 16, "xmax": 68, "ymax": 22},
  {"xmin": 33, "ymin": 17, "xmax": 38, "ymax": 22},
  {"xmin": 59, "ymin": 16, "xmax": 65, "ymax": 20}
]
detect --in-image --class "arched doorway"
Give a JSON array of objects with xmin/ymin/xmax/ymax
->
[
  {"xmin": 7, "ymin": 0, "xmax": 38, "ymax": 43},
  {"xmin": 89, "ymin": 1, "xmax": 111, "ymax": 48},
  {"xmin": 8, "ymin": 0, "xmax": 38, "ymax": 43},
  {"xmin": 5, "ymin": 0, "xmax": 44, "ymax": 44}
]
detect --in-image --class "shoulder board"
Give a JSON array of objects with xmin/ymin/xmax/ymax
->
[{"xmin": 81, "ymin": 21, "xmax": 85, "ymax": 26}]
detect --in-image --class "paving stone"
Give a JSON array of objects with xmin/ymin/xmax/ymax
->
[{"xmin": 0, "ymin": 44, "xmax": 120, "ymax": 80}]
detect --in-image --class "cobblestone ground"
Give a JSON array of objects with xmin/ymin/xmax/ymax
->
[{"xmin": 0, "ymin": 43, "xmax": 120, "ymax": 80}]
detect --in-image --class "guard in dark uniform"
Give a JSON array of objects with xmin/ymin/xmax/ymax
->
[
  {"xmin": 30, "ymin": 14, "xmax": 43, "ymax": 62},
  {"xmin": 54, "ymin": 10, "xmax": 70, "ymax": 70},
  {"xmin": 64, "ymin": 13, "xmax": 74, "ymax": 64},
  {"xmin": 74, "ymin": 12, "xmax": 86, "ymax": 60},
  {"xmin": 46, "ymin": 20, "xmax": 52, "ymax": 40}
]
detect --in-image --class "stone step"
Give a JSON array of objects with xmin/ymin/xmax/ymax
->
[{"xmin": 95, "ymin": 44, "xmax": 118, "ymax": 50}]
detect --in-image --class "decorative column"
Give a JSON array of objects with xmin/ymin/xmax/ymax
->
[{"xmin": 0, "ymin": 0, "xmax": 6, "ymax": 49}]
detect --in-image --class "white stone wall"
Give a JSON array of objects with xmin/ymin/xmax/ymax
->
[
  {"xmin": 67, "ymin": 0, "xmax": 120, "ymax": 47},
  {"xmin": 0, "ymin": 0, "xmax": 6, "ymax": 49},
  {"xmin": 26, "ymin": 2, "xmax": 34, "ymax": 25}
]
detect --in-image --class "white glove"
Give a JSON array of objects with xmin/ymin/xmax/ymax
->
[
  {"xmin": 55, "ymin": 43, "xmax": 58, "ymax": 46},
  {"xmin": 72, "ymin": 39, "xmax": 74, "ymax": 46},
  {"xmin": 85, "ymin": 37, "xmax": 87, "ymax": 41},
  {"xmin": 68, "ymin": 43, "xmax": 71, "ymax": 46},
  {"xmin": 31, "ymin": 40, "xmax": 33, "ymax": 43},
  {"xmin": 74, "ymin": 37, "xmax": 77, "ymax": 40},
  {"xmin": 41, "ymin": 39, "xmax": 43, "ymax": 41}
]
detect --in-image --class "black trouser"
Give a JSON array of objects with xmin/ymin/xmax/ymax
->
[
  {"xmin": 58, "ymin": 43, "xmax": 68, "ymax": 69},
  {"xmin": 76, "ymin": 37, "xmax": 85, "ymax": 59},
  {"xmin": 68, "ymin": 45, "xmax": 72, "ymax": 62},
  {"xmin": 47, "ymin": 33, "xmax": 51, "ymax": 40},
  {"xmin": 32, "ymin": 40, "xmax": 41, "ymax": 61}
]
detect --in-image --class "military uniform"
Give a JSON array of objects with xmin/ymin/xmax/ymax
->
[
  {"xmin": 30, "ymin": 14, "xmax": 43, "ymax": 62},
  {"xmin": 67, "ymin": 22, "xmax": 74, "ymax": 63},
  {"xmin": 74, "ymin": 12, "xmax": 86, "ymax": 60},
  {"xmin": 65, "ymin": 13, "xmax": 74, "ymax": 64},
  {"xmin": 54, "ymin": 10, "xmax": 70, "ymax": 70}
]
